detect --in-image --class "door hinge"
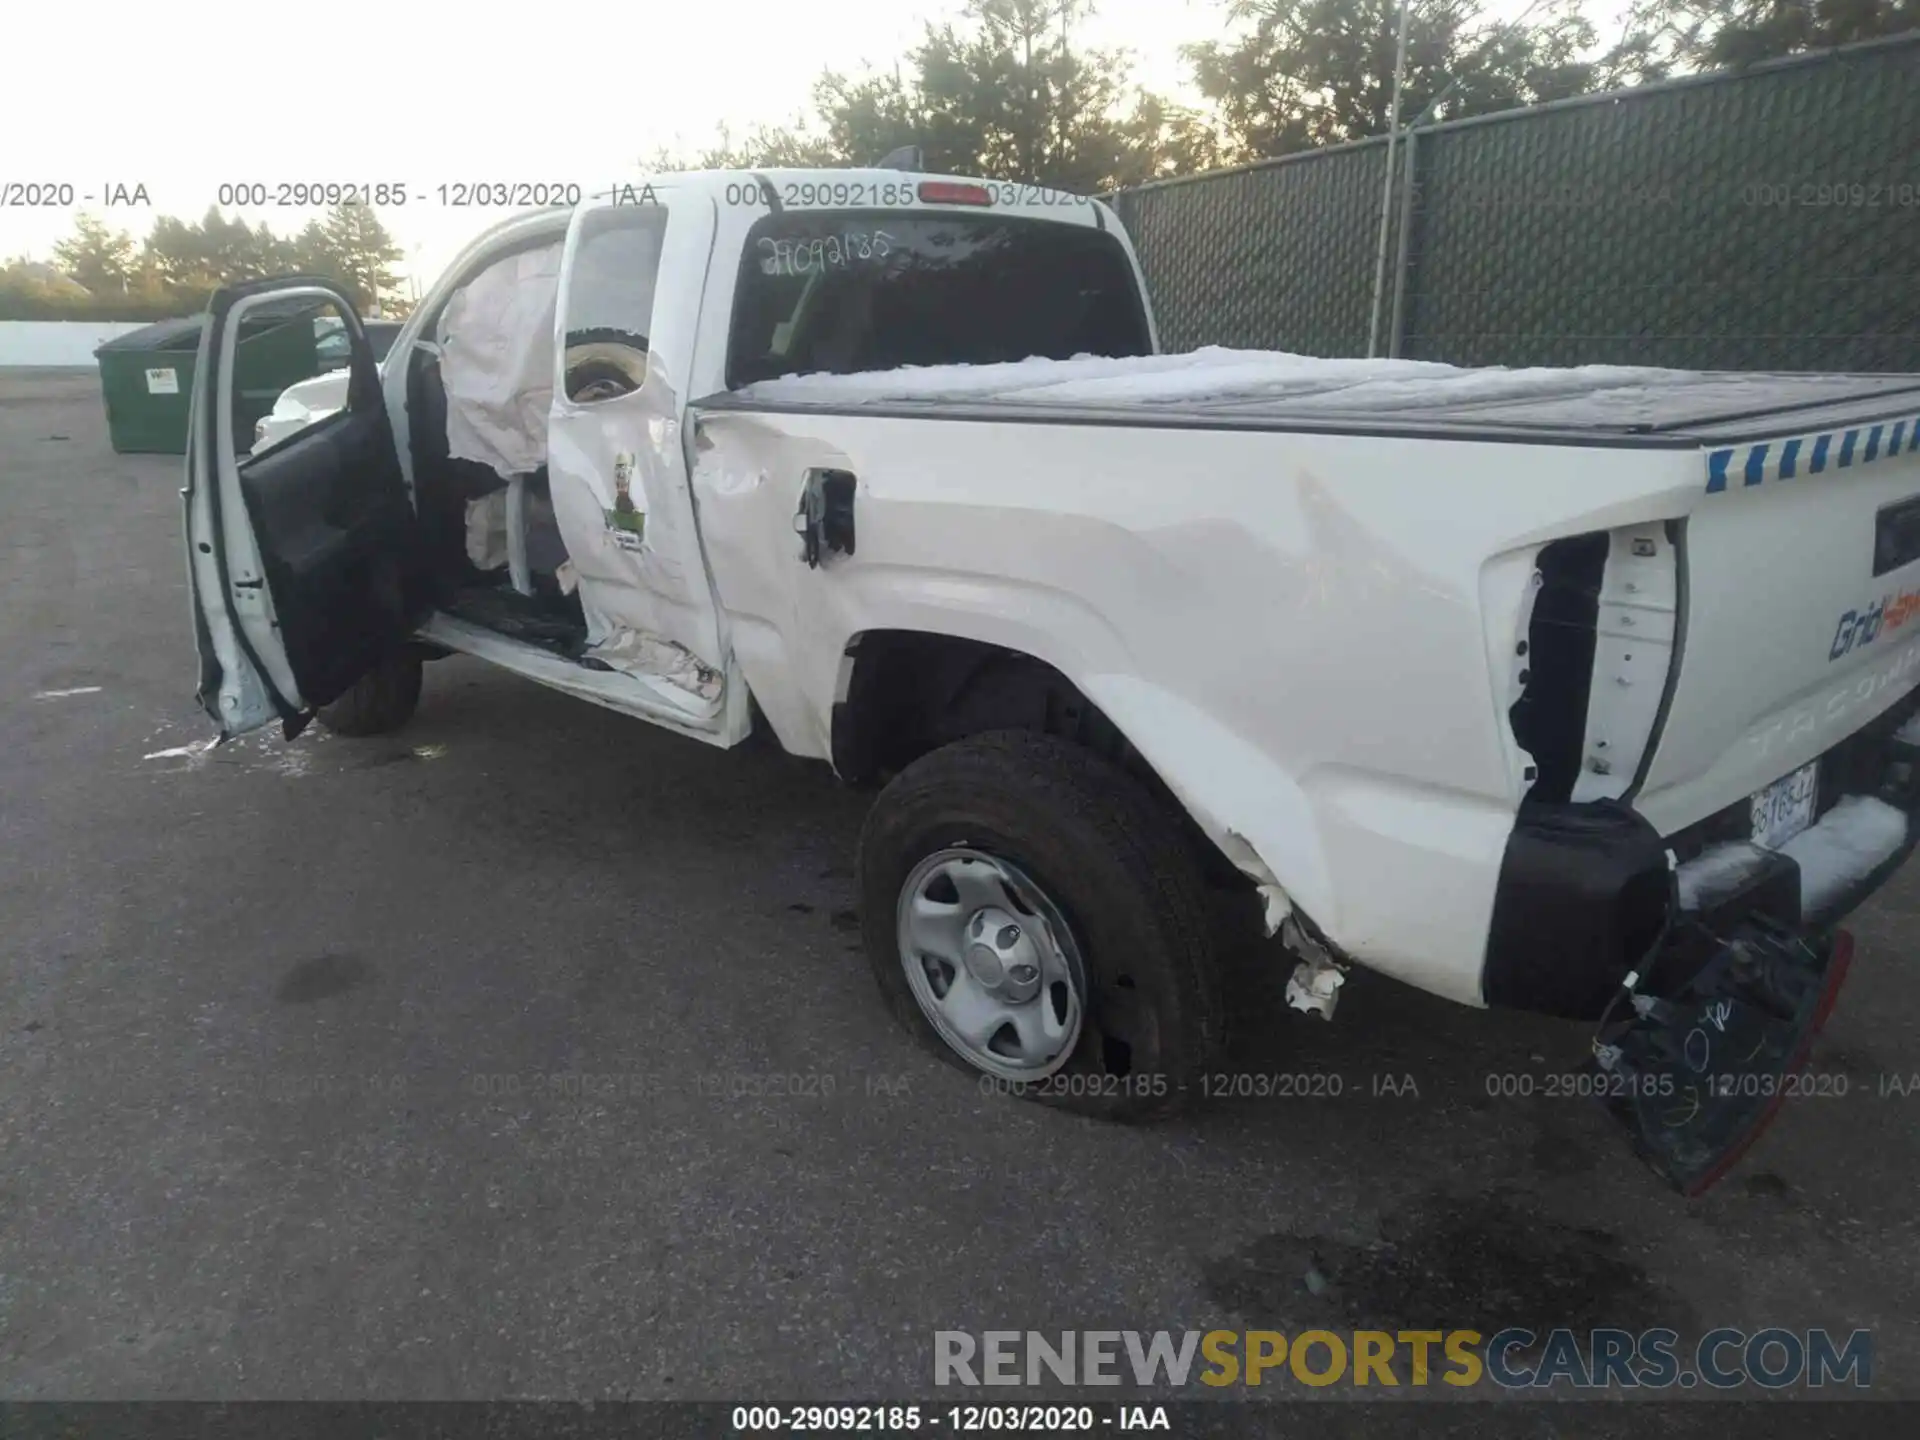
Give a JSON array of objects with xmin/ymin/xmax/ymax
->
[{"xmin": 794, "ymin": 468, "xmax": 856, "ymax": 569}]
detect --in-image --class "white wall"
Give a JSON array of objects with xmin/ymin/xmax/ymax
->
[{"xmin": 0, "ymin": 321, "xmax": 153, "ymax": 368}]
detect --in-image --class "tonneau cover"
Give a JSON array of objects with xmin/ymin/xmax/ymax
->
[{"xmin": 709, "ymin": 345, "xmax": 1920, "ymax": 446}]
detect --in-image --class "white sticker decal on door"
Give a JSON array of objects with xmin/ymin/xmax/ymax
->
[{"xmin": 603, "ymin": 452, "xmax": 646, "ymax": 552}]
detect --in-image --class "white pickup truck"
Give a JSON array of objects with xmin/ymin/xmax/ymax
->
[{"xmin": 184, "ymin": 167, "xmax": 1920, "ymax": 1191}]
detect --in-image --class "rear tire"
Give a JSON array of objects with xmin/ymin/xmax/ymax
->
[
  {"xmin": 315, "ymin": 650, "xmax": 423, "ymax": 737},
  {"xmin": 858, "ymin": 730, "xmax": 1223, "ymax": 1120}
]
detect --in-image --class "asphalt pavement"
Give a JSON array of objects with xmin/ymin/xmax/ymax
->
[{"xmin": 1, "ymin": 371, "xmax": 1916, "ymax": 1418}]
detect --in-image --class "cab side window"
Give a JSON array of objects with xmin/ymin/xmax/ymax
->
[{"xmin": 560, "ymin": 206, "xmax": 668, "ymax": 404}]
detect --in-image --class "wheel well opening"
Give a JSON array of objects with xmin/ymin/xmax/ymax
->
[
  {"xmin": 831, "ymin": 630, "xmax": 1248, "ymax": 889},
  {"xmin": 830, "ymin": 632, "xmax": 1121, "ymax": 782}
]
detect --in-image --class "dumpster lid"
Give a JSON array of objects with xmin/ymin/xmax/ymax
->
[
  {"xmin": 95, "ymin": 315, "xmax": 203, "ymax": 353},
  {"xmin": 94, "ymin": 293, "xmax": 328, "ymax": 356}
]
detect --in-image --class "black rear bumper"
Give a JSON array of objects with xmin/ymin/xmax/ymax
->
[{"xmin": 1483, "ymin": 693, "xmax": 1920, "ymax": 1018}]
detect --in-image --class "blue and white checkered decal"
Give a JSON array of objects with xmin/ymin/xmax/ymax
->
[{"xmin": 1706, "ymin": 416, "xmax": 1920, "ymax": 494}]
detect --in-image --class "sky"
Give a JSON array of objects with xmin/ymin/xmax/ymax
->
[{"xmin": 0, "ymin": 0, "xmax": 1626, "ymax": 290}]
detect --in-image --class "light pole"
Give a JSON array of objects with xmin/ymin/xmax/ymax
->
[{"xmin": 1367, "ymin": 0, "xmax": 1413, "ymax": 359}]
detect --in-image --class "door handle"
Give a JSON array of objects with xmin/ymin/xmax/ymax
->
[{"xmin": 794, "ymin": 468, "xmax": 856, "ymax": 569}]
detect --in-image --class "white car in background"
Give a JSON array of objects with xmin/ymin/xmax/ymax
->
[{"xmin": 250, "ymin": 319, "xmax": 403, "ymax": 452}]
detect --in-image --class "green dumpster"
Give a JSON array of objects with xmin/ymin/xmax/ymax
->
[
  {"xmin": 95, "ymin": 316, "xmax": 201, "ymax": 454},
  {"xmin": 95, "ymin": 296, "xmax": 338, "ymax": 456}
]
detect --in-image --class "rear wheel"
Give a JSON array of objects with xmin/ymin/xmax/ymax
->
[
  {"xmin": 858, "ymin": 730, "xmax": 1222, "ymax": 1119},
  {"xmin": 314, "ymin": 649, "xmax": 423, "ymax": 736}
]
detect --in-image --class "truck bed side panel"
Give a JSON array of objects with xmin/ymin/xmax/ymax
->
[{"xmin": 690, "ymin": 406, "xmax": 1698, "ymax": 1003}]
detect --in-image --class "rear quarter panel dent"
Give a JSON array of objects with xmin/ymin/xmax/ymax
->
[{"xmin": 690, "ymin": 406, "xmax": 1700, "ymax": 1001}]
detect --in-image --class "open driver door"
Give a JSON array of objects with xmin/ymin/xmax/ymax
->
[{"xmin": 183, "ymin": 277, "xmax": 426, "ymax": 739}]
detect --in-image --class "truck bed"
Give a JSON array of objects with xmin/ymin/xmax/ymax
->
[
  {"xmin": 701, "ymin": 346, "xmax": 1920, "ymax": 448},
  {"xmin": 692, "ymin": 342, "xmax": 1920, "ymax": 1007}
]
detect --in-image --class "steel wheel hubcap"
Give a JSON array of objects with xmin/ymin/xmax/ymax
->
[{"xmin": 896, "ymin": 848, "xmax": 1085, "ymax": 1080}]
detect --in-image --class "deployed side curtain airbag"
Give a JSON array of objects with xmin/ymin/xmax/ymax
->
[{"xmin": 437, "ymin": 242, "xmax": 564, "ymax": 479}]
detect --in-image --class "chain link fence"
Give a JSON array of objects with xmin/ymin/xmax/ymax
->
[{"xmin": 1110, "ymin": 31, "xmax": 1920, "ymax": 372}]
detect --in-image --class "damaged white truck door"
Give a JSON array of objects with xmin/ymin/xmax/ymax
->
[
  {"xmin": 185, "ymin": 279, "xmax": 422, "ymax": 738},
  {"xmin": 544, "ymin": 186, "xmax": 740, "ymax": 730}
]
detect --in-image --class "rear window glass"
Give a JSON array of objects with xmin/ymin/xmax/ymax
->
[{"xmin": 726, "ymin": 211, "xmax": 1150, "ymax": 389}]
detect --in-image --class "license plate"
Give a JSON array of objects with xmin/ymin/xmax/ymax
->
[{"xmin": 1751, "ymin": 761, "xmax": 1819, "ymax": 850}]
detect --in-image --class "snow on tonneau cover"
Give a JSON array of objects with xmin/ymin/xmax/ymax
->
[{"xmin": 731, "ymin": 347, "xmax": 1920, "ymax": 845}]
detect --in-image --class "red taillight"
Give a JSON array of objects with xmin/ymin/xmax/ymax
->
[
  {"xmin": 916, "ymin": 181, "xmax": 993, "ymax": 207},
  {"xmin": 1679, "ymin": 926, "xmax": 1855, "ymax": 1199}
]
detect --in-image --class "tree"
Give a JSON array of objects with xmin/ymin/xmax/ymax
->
[
  {"xmin": 686, "ymin": 118, "xmax": 843, "ymax": 169},
  {"xmin": 1, "ymin": 257, "xmax": 91, "ymax": 301},
  {"xmin": 142, "ymin": 214, "xmax": 210, "ymax": 291},
  {"xmin": 314, "ymin": 202, "xmax": 407, "ymax": 314},
  {"xmin": 279, "ymin": 219, "xmax": 333, "ymax": 277},
  {"xmin": 811, "ymin": 67, "xmax": 929, "ymax": 167},
  {"xmin": 872, "ymin": 0, "xmax": 1201, "ymax": 192},
  {"xmin": 1612, "ymin": 0, "xmax": 1919, "ymax": 73},
  {"xmin": 1116, "ymin": 93, "xmax": 1231, "ymax": 185},
  {"xmin": 647, "ymin": 0, "xmax": 1216, "ymax": 191},
  {"xmin": 141, "ymin": 208, "xmax": 294, "ymax": 295},
  {"xmin": 197, "ymin": 206, "xmax": 274, "ymax": 282},
  {"xmin": 17, "ymin": 202, "xmax": 418, "ymax": 319},
  {"xmin": 1184, "ymin": 0, "xmax": 1610, "ymax": 161},
  {"xmin": 51, "ymin": 213, "xmax": 138, "ymax": 295}
]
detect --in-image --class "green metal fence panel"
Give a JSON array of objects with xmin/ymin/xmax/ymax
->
[
  {"xmin": 1404, "ymin": 34, "xmax": 1920, "ymax": 369},
  {"xmin": 1112, "ymin": 139, "xmax": 1391, "ymax": 357},
  {"xmin": 1117, "ymin": 32, "xmax": 1920, "ymax": 373}
]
